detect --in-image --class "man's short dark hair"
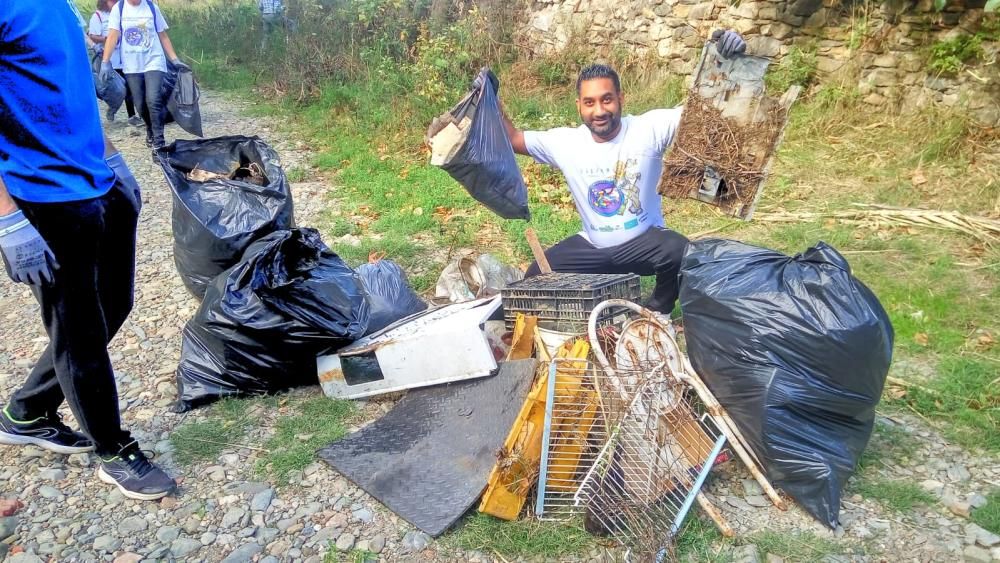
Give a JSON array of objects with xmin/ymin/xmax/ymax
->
[{"xmin": 576, "ymin": 64, "xmax": 621, "ymax": 95}]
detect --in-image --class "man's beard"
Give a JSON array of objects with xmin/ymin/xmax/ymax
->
[{"xmin": 583, "ymin": 111, "xmax": 621, "ymax": 140}]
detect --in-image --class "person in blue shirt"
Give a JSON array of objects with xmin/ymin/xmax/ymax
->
[{"xmin": 0, "ymin": 0, "xmax": 176, "ymax": 501}]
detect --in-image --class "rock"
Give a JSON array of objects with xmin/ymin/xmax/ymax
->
[
  {"xmin": 156, "ymin": 526, "xmax": 181, "ymax": 543},
  {"xmin": 948, "ymin": 464, "xmax": 972, "ymax": 482},
  {"xmin": 369, "ymin": 534, "xmax": 385, "ymax": 553},
  {"xmin": 7, "ymin": 553, "xmax": 44, "ymax": 563},
  {"xmin": 221, "ymin": 507, "xmax": 246, "ymax": 528},
  {"xmin": 920, "ymin": 479, "xmax": 945, "ymax": 497},
  {"xmin": 966, "ymin": 523, "xmax": 1000, "ymax": 548},
  {"xmin": 0, "ymin": 499, "xmax": 23, "ymax": 517},
  {"xmin": 948, "ymin": 498, "xmax": 973, "ymax": 518},
  {"xmin": 93, "ymin": 535, "xmax": 122, "ymax": 552},
  {"xmin": 201, "ymin": 532, "xmax": 217, "ymax": 546},
  {"xmin": 741, "ymin": 479, "xmax": 763, "ymax": 497},
  {"xmin": 257, "ymin": 527, "xmax": 280, "ymax": 544},
  {"xmin": 160, "ymin": 496, "xmax": 178, "ymax": 510},
  {"xmin": 0, "ymin": 516, "xmax": 17, "ymax": 541},
  {"xmin": 170, "ymin": 538, "xmax": 203, "ymax": 558},
  {"xmin": 221, "ymin": 543, "xmax": 264, "ymax": 563},
  {"xmin": 112, "ymin": 553, "xmax": 142, "ymax": 563},
  {"xmin": 38, "ymin": 468, "xmax": 66, "ymax": 481},
  {"xmin": 745, "ymin": 495, "xmax": 770, "ymax": 508},
  {"xmin": 969, "ymin": 493, "xmax": 988, "ymax": 509},
  {"xmin": 402, "ymin": 530, "xmax": 431, "ymax": 552},
  {"xmin": 352, "ymin": 507, "xmax": 374, "ymax": 523},
  {"xmin": 251, "ymin": 488, "xmax": 275, "ymax": 512},
  {"xmin": 962, "ymin": 545, "xmax": 991, "ymax": 563},
  {"xmin": 260, "ymin": 557, "xmax": 280, "ymax": 563},
  {"xmin": 335, "ymin": 532, "xmax": 356, "ymax": 551},
  {"xmin": 118, "ymin": 515, "xmax": 148, "ymax": 534},
  {"xmin": 36, "ymin": 485, "xmax": 62, "ymax": 499},
  {"xmin": 732, "ymin": 544, "xmax": 760, "ymax": 563}
]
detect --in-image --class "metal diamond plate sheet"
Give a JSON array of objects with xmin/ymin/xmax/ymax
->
[{"xmin": 317, "ymin": 358, "xmax": 538, "ymax": 536}]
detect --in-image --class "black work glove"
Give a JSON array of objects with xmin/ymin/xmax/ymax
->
[
  {"xmin": 471, "ymin": 67, "xmax": 500, "ymax": 94},
  {"xmin": 711, "ymin": 29, "xmax": 747, "ymax": 59}
]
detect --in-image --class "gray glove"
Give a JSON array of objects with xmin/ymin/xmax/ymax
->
[
  {"xmin": 107, "ymin": 152, "xmax": 142, "ymax": 215},
  {"xmin": 99, "ymin": 60, "xmax": 115, "ymax": 84},
  {"xmin": 171, "ymin": 59, "xmax": 191, "ymax": 72},
  {"xmin": 0, "ymin": 210, "xmax": 59, "ymax": 286},
  {"xmin": 711, "ymin": 29, "xmax": 747, "ymax": 59}
]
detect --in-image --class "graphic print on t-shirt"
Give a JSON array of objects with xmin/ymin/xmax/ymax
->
[
  {"xmin": 585, "ymin": 158, "xmax": 643, "ymax": 230},
  {"xmin": 124, "ymin": 21, "xmax": 153, "ymax": 50}
]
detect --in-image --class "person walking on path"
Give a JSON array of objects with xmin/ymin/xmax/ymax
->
[
  {"xmin": 88, "ymin": 0, "xmax": 141, "ymax": 126},
  {"xmin": 100, "ymin": 0, "xmax": 189, "ymax": 148},
  {"xmin": 0, "ymin": 0, "xmax": 176, "ymax": 501},
  {"xmin": 259, "ymin": 0, "xmax": 288, "ymax": 50}
]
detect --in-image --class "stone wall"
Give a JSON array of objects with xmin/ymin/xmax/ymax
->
[{"xmin": 520, "ymin": 0, "xmax": 1000, "ymax": 125}]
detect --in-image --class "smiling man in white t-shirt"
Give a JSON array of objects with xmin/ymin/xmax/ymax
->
[{"xmin": 502, "ymin": 30, "xmax": 746, "ymax": 314}]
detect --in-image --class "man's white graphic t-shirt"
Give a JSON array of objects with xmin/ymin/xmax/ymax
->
[
  {"xmin": 524, "ymin": 108, "xmax": 682, "ymax": 248},
  {"xmin": 109, "ymin": 1, "xmax": 169, "ymax": 74}
]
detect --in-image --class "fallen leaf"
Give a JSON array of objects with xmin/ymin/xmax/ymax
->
[
  {"xmin": 887, "ymin": 385, "xmax": 907, "ymax": 400},
  {"xmin": 413, "ymin": 207, "xmax": 423, "ymax": 216},
  {"xmin": 976, "ymin": 332, "xmax": 995, "ymax": 351},
  {"xmin": 914, "ymin": 332, "xmax": 929, "ymax": 346},
  {"xmin": 911, "ymin": 168, "xmax": 928, "ymax": 186}
]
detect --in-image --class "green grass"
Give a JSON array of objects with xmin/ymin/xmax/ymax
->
[
  {"xmin": 673, "ymin": 516, "xmax": 730, "ymax": 562},
  {"xmin": 255, "ymin": 395, "xmax": 356, "ymax": 483},
  {"xmin": 169, "ymin": 398, "xmax": 255, "ymax": 465},
  {"xmin": 323, "ymin": 547, "xmax": 377, "ymax": 563},
  {"xmin": 747, "ymin": 531, "xmax": 840, "ymax": 561},
  {"xmin": 972, "ymin": 489, "xmax": 1000, "ymax": 535},
  {"xmin": 443, "ymin": 514, "xmax": 596, "ymax": 559},
  {"xmin": 853, "ymin": 479, "xmax": 936, "ymax": 513}
]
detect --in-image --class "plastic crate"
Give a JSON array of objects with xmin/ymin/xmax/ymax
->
[{"xmin": 501, "ymin": 273, "xmax": 641, "ymax": 333}]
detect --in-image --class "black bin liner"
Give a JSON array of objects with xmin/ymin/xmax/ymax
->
[
  {"xmin": 356, "ymin": 259, "xmax": 428, "ymax": 334},
  {"xmin": 174, "ymin": 228, "xmax": 371, "ymax": 411},
  {"xmin": 156, "ymin": 136, "xmax": 294, "ymax": 298},
  {"xmin": 679, "ymin": 239, "xmax": 893, "ymax": 528},
  {"xmin": 159, "ymin": 61, "xmax": 204, "ymax": 137},
  {"xmin": 433, "ymin": 68, "xmax": 530, "ymax": 220}
]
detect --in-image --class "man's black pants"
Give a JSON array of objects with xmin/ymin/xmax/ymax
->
[
  {"xmin": 525, "ymin": 226, "xmax": 689, "ymax": 314},
  {"xmin": 115, "ymin": 68, "xmax": 137, "ymax": 118},
  {"xmin": 6, "ymin": 180, "xmax": 139, "ymax": 457}
]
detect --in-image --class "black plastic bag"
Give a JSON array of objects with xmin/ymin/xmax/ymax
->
[
  {"xmin": 428, "ymin": 68, "xmax": 530, "ymax": 220},
  {"xmin": 174, "ymin": 228, "xmax": 371, "ymax": 411},
  {"xmin": 679, "ymin": 239, "xmax": 893, "ymax": 528},
  {"xmin": 356, "ymin": 259, "xmax": 428, "ymax": 334},
  {"xmin": 92, "ymin": 54, "xmax": 126, "ymax": 115},
  {"xmin": 156, "ymin": 136, "xmax": 295, "ymax": 298},
  {"xmin": 158, "ymin": 61, "xmax": 203, "ymax": 137}
]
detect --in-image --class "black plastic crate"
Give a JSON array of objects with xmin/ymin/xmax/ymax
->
[{"xmin": 501, "ymin": 272, "xmax": 641, "ymax": 332}]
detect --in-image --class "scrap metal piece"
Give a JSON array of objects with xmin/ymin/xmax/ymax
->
[{"xmin": 317, "ymin": 358, "xmax": 538, "ymax": 537}]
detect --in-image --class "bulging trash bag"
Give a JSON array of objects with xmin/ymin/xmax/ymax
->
[
  {"xmin": 174, "ymin": 228, "xmax": 371, "ymax": 411},
  {"xmin": 427, "ymin": 68, "xmax": 530, "ymax": 221},
  {"xmin": 679, "ymin": 239, "xmax": 893, "ymax": 528},
  {"xmin": 93, "ymin": 63, "xmax": 126, "ymax": 115},
  {"xmin": 156, "ymin": 136, "xmax": 295, "ymax": 299},
  {"xmin": 159, "ymin": 61, "xmax": 204, "ymax": 137},
  {"xmin": 356, "ymin": 259, "xmax": 428, "ymax": 334}
]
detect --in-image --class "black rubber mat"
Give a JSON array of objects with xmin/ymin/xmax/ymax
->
[{"xmin": 317, "ymin": 359, "xmax": 538, "ymax": 536}]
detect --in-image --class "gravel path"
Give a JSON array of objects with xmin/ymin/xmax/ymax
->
[{"xmin": 1, "ymin": 92, "xmax": 998, "ymax": 563}]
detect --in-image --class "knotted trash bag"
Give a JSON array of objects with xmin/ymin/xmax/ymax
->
[
  {"xmin": 156, "ymin": 135, "xmax": 295, "ymax": 299},
  {"xmin": 174, "ymin": 228, "xmax": 371, "ymax": 411},
  {"xmin": 159, "ymin": 60, "xmax": 204, "ymax": 137},
  {"xmin": 427, "ymin": 68, "xmax": 530, "ymax": 220},
  {"xmin": 679, "ymin": 239, "xmax": 894, "ymax": 528}
]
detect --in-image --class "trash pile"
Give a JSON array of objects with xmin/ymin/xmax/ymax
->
[{"xmin": 156, "ymin": 136, "xmax": 426, "ymax": 411}]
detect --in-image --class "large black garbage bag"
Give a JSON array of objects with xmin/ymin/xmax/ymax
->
[
  {"xmin": 356, "ymin": 259, "xmax": 428, "ymax": 334},
  {"xmin": 679, "ymin": 239, "xmax": 893, "ymax": 528},
  {"xmin": 92, "ymin": 54, "xmax": 126, "ymax": 115},
  {"xmin": 159, "ymin": 61, "xmax": 204, "ymax": 137},
  {"xmin": 174, "ymin": 228, "xmax": 371, "ymax": 411},
  {"xmin": 428, "ymin": 68, "xmax": 530, "ymax": 220},
  {"xmin": 156, "ymin": 136, "xmax": 294, "ymax": 298}
]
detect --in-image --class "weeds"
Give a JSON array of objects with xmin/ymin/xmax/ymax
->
[
  {"xmin": 170, "ymin": 397, "xmax": 254, "ymax": 465},
  {"xmin": 255, "ymin": 395, "xmax": 355, "ymax": 483},
  {"xmin": 972, "ymin": 490, "xmax": 1000, "ymax": 535},
  {"xmin": 766, "ymin": 45, "xmax": 819, "ymax": 93},
  {"xmin": 443, "ymin": 513, "xmax": 595, "ymax": 558}
]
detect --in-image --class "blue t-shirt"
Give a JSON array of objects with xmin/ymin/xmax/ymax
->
[{"xmin": 0, "ymin": 0, "xmax": 115, "ymax": 203}]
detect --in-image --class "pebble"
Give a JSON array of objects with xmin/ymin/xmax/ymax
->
[
  {"xmin": 38, "ymin": 468, "xmax": 67, "ymax": 481},
  {"xmin": 7, "ymin": 553, "xmax": 44, "ymax": 563},
  {"xmin": 119, "ymin": 515, "xmax": 148, "ymax": 534},
  {"xmin": 112, "ymin": 553, "xmax": 142, "ymax": 563},
  {"xmin": 402, "ymin": 530, "xmax": 431, "ymax": 552},
  {"xmin": 221, "ymin": 543, "xmax": 263, "ymax": 563},
  {"xmin": 947, "ymin": 464, "xmax": 971, "ymax": 482},
  {"xmin": 221, "ymin": 507, "xmax": 246, "ymax": 528},
  {"xmin": 353, "ymin": 507, "xmax": 375, "ymax": 523},
  {"xmin": 369, "ymin": 534, "xmax": 386, "ymax": 553},
  {"xmin": 93, "ymin": 535, "xmax": 122, "ymax": 552},
  {"xmin": 156, "ymin": 526, "xmax": 181, "ymax": 543},
  {"xmin": 251, "ymin": 488, "xmax": 275, "ymax": 511},
  {"xmin": 966, "ymin": 523, "xmax": 1000, "ymax": 548},
  {"xmin": 201, "ymin": 532, "xmax": 217, "ymax": 545},
  {"xmin": 0, "ymin": 516, "xmax": 17, "ymax": 541},
  {"xmin": 170, "ymin": 537, "xmax": 203, "ymax": 558},
  {"xmin": 36, "ymin": 485, "xmax": 62, "ymax": 499},
  {"xmin": 962, "ymin": 545, "xmax": 991, "ymax": 563},
  {"xmin": 335, "ymin": 532, "xmax": 356, "ymax": 551}
]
